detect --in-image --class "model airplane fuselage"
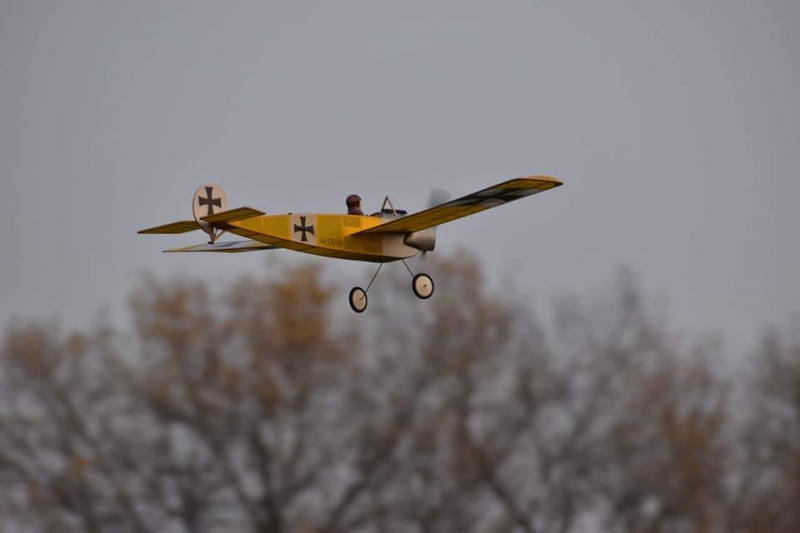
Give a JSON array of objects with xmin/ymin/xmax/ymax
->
[{"xmin": 177, "ymin": 210, "xmax": 435, "ymax": 263}]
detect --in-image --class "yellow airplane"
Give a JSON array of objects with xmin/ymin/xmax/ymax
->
[{"xmin": 138, "ymin": 175, "xmax": 563, "ymax": 312}]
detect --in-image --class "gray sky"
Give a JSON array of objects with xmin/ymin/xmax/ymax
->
[{"xmin": 2, "ymin": 0, "xmax": 798, "ymax": 355}]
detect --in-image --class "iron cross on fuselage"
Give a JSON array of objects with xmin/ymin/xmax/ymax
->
[
  {"xmin": 198, "ymin": 186, "xmax": 222, "ymax": 216},
  {"xmin": 293, "ymin": 216, "xmax": 315, "ymax": 242}
]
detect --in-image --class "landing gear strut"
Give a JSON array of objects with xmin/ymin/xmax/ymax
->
[{"xmin": 348, "ymin": 261, "xmax": 435, "ymax": 312}]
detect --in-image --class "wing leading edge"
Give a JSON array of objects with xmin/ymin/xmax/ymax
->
[{"xmin": 353, "ymin": 176, "xmax": 562, "ymax": 235}]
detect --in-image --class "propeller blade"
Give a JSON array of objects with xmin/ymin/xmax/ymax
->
[
  {"xmin": 428, "ymin": 188, "xmax": 452, "ymax": 209},
  {"xmin": 420, "ymin": 188, "xmax": 452, "ymax": 258}
]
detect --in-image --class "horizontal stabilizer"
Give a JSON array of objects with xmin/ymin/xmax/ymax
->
[
  {"xmin": 138, "ymin": 220, "xmax": 201, "ymax": 234},
  {"xmin": 201, "ymin": 207, "xmax": 265, "ymax": 224},
  {"xmin": 163, "ymin": 240, "xmax": 276, "ymax": 253}
]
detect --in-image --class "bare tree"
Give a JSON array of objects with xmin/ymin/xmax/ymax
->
[
  {"xmin": 1, "ymin": 252, "xmax": 792, "ymax": 532},
  {"xmin": 725, "ymin": 328, "xmax": 800, "ymax": 533},
  {"xmin": 0, "ymin": 320, "xmax": 150, "ymax": 532}
]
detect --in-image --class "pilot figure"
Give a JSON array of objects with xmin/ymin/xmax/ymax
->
[{"xmin": 346, "ymin": 194, "xmax": 364, "ymax": 215}]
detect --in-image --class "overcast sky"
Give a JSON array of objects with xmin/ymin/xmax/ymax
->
[{"xmin": 2, "ymin": 0, "xmax": 798, "ymax": 355}]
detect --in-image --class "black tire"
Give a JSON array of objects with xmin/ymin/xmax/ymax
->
[{"xmin": 349, "ymin": 287, "xmax": 368, "ymax": 312}]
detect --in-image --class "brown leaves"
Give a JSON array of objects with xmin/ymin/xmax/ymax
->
[{"xmin": 4, "ymin": 322, "xmax": 56, "ymax": 378}]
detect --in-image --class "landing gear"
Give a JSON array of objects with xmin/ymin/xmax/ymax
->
[
  {"xmin": 348, "ymin": 287, "xmax": 368, "ymax": 313},
  {"xmin": 348, "ymin": 264, "xmax": 382, "ymax": 313},
  {"xmin": 412, "ymin": 273, "xmax": 434, "ymax": 299},
  {"xmin": 347, "ymin": 261, "xmax": 436, "ymax": 312}
]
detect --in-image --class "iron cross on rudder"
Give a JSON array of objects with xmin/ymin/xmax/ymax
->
[
  {"xmin": 198, "ymin": 186, "xmax": 222, "ymax": 215},
  {"xmin": 293, "ymin": 216, "xmax": 315, "ymax": 242}
]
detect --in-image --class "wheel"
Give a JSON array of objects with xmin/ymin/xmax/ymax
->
[
  {"xmin": 348, "ymin": 286, "xmax": 368, "ymax": 313},
  {"xmin": 412, "ymin": 273, "xmax": 434, "ymax": 299}
]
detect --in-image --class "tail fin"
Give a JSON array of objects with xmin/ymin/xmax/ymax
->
[{"xmin": 192, "ymin": 184, "xmax": 228, "ymax": 239}]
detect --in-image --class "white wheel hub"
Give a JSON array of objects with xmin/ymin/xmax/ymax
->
[{"xmin": 412, "ymin": 273, "xmax": 434, "ymax": 299}]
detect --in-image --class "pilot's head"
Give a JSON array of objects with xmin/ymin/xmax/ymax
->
[{"xmin": 346, "ymin": 194, "xmax": 361, "ymax": 209}]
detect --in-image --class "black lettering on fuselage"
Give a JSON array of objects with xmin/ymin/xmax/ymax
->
[{"xmin": 320, "ymin": 237, "xmax": 344, "ymax": 246}]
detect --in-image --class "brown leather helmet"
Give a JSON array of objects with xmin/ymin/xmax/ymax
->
[{"xmin": 346, "ymin": 194, "xmax": 361, "ymax": 208}]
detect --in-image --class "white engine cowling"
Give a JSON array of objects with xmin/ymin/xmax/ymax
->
[{"xmin": 404, "ymin": 228, "xmax": 436, "ymax": 252}]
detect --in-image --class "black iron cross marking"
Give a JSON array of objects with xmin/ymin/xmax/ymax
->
[
  {"xmin": 293, "ymin": 216, "xmax": 315, "ymax": 242},
  {"xmin": 485, "ymin": 189, "xmax": 534, "ymax": 204},
  {"xmin": 451, "ymin": 188, "xmax": 536, "ymax": 207},
  {"xmin": 198, "ymin": 186, "xmax": 222, "ymax": 216}
]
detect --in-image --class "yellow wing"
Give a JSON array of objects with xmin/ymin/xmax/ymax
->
[{"xmin": 353, "ymin": 175, "xmax": 562, "ymax": 235}]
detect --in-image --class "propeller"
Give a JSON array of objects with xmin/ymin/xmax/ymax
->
[
  {"xmin": 420, "ymin": 187, "xmax": 453, "ymax": 258},
  {"xmin": 428, "ymin": 187, "xmax": 452, "ymax": 209}
]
